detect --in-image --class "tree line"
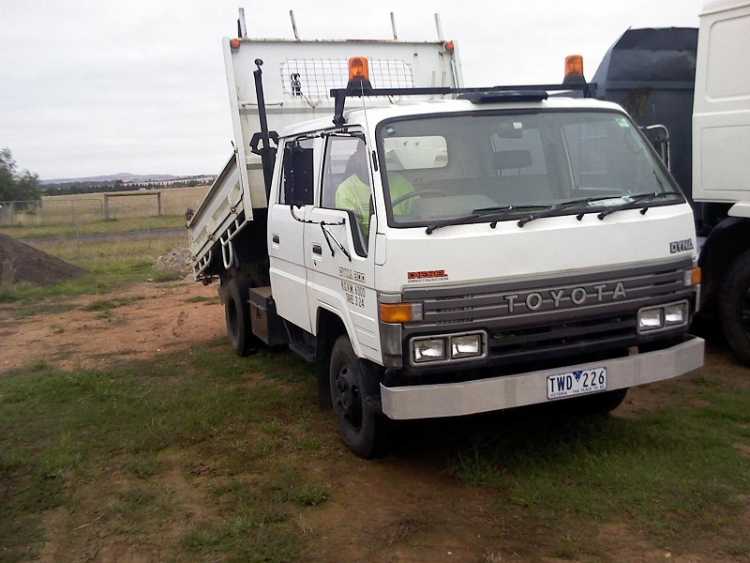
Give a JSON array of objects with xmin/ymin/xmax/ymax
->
[
  {"xmin": 42, "ymin": 179, "xmax": 208, "ymax": 196},
  {"xmin": 0, "ymin": 148, "xmax": 40, "ymax": 203},
  {"xmin": 1, "ymin": 148, "xmax": 213, "ymax": 201}
]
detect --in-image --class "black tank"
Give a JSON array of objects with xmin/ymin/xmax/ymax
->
[{"xmin": 592, "ymin": 28, "xmax": 698, "ymax": 202}]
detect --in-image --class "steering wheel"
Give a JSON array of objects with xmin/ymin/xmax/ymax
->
[{"xmin": 391, "ymin": 189, "xmax": 446, "ymax": 208}]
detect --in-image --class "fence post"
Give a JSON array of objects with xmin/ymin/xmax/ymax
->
[
  {"xmin": 9, "ymin": 202, "xmax": 15, "ymax": 226},
  {"xmin": 104, "ymin": 195, "xmax": 110, "ymax": 220},
  {"xmin": 157, "ymin": 192, "xmax": 162, "ymax": 216}
]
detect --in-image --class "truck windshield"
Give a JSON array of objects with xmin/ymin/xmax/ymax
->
[{"xmin": 376, "ymin": 110, "xmax": 682, "ymax": 228}]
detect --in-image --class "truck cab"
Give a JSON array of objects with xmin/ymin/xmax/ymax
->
[
  {"xmin": 267, "ymin": 88, "xmax": 703, "ymax": 456},
  {"xmin": 189, "ymin": 12, "xmax": 704, "ymax": 458}
]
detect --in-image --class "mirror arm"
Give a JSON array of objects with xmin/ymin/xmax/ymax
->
[{"xmin": 319, "ymin": 223, "xmax": 336, "ymax": 257}]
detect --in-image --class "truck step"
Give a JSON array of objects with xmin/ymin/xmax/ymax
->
[{"xmin": 247, "ymin": 286, "xmax": 287, "ymax": 347}]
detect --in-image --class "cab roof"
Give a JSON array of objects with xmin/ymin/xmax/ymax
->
[
  {"xmin": 701, "ymin": 0, "xmax": 750, "ymax": 14},
  {"xmin": 278, "ymin": 96, "xmax": 628, "ymax": 138}
]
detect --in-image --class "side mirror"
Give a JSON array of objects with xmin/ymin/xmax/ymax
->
[{"xmin": 642, "ymin": 124, "xmax": 671, "ymax": 171}]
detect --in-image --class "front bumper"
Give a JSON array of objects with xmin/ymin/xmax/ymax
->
[{"xmin": 380, "ymin": 335, "xmax": 704, "ymax": 420}]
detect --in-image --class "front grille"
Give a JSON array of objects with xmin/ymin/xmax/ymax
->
[
  {"xmin": 400, "ymin": 258, "xmax": 694, "ymax": 370},
  {"xmin": 487, "ymin": 313, "xmax": 637, "ymax": 363},
  {"xmin": 403, "ymin": 258, "xmax": 693, "ymax": 332}
]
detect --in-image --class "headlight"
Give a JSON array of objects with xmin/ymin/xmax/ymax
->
[
  {"xmin": 451, "ymin": 334, "xmax": 483, "ymax": 359},
  {"xmin": 638, "ymin": 301, "xmax": 689, "ymax": 333},
  {"xmin": 412, "ymin": 338, "xmax": 446, "ymax": 363},
  {"xmin": 410, "ymin": 332, "xmax": 486, "ymax": 365},
  {"xmin": 638, "ymin": 308, "xmax": 664, "ymax": 331},
  {"xmin": 664, "ymin": 302, "xmax": 688, "ymax": 325}
]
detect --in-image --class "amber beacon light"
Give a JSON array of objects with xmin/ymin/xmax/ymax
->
[
  {"xmin": 564, "ymin": 54, "xmax": 585, "ymax": 82},
  {"xmin": 348, "ymin": 56, "xmax": 370, "ymax": 81}
]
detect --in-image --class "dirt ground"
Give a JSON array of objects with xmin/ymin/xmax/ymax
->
[
  {"xmin": 0, "ymin": 281, "xmax": 222, "ymax": 373},
  {"xmin": 2, "ymin": 280, "xmax": 748, "ymax": 563}
]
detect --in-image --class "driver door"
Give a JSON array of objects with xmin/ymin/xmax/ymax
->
[
  {"xmin": 268, "ymin": 137, "xmax": 315, "ymax": 332},
  {"xmin": 304, "ymin": 132, "xmax": 380, "ymax": 362}
]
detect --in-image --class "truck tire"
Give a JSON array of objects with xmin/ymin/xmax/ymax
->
[
  {"xmin": 569, "ymin": 388, "xmax": 628, "ymax": 415},
  {"xmin": 223, "ymin": 278, "xmax": 255, "ymax": 357},
  {"xmin": 329, "ymin": 335, "xmax": 388, "ymax": 458},
  {"xmin": 719, "ymin": 250, "xmax": 750, "ymax": 366}
]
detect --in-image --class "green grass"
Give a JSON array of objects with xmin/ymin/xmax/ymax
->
[
  {"xmin": 183, "ymin": 469, "xmax": 328, "ymax": 562},
  {"xmin": 9, "ymin": 301, "xmax": 78, "ymax": 319},
  {"xmin": 184, "ymin": 295, "xmax": 219, "ymax": 304},
  {"xmin": 2, "ymin": 337, "xmax": 750, "ymax": 561},
  {"xmin": 0, "ymin": 215, "xmax": 186, "ymax": 240},
  {"xmin": 451, "ymin": 388, "xmax": 750, "ymax": 555},
  {"xmin": 151, "ymin": 270, "xmax": 184, "ymax": 283},
  {"xmin": 0, "ymin": 346, "xmax": 326, "ymax": 563}
]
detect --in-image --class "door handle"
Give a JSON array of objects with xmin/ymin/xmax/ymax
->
[
  {"xmin": 312, "ymin": 243, "xmax": 322, "ymax": 255},
  {"xmin": 272, "ymin": 234, "xmax": 280, "ymax": 244}
]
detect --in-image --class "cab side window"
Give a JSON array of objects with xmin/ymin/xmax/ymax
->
[
  {"xmin": 280, "ymin": 138, "xmax": 314, "ymax": 206},
  {"xmin": 320, "ymin": 135, "xmax": 373, "ymax": 253}
]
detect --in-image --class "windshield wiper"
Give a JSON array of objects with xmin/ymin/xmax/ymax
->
[
  {"xmin": 424, "ymin": 205, "xmax": 545, "ymax": 234},
  {"xmin": 639, "ymin": 172, "xmax": 672, "ymax": 215},
  {"xmin": 597, "ymin": 190, "xmax": 683, "ymax": 220},
  {"xmin": 516, "ymin": 191, "xmax": 683, "ymax": 227},
  {"xmin": 516, "ymin": 195, "xmax": 629, "ymax": 227}
]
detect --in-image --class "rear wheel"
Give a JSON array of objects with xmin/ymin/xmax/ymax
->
[
  {"xmin": 719, "ymin": 250, "xmax": 750, "ymax": 366},
  {"xmin": 223, "ymin": 277, "xmax": 256, "ymax": 357},
  {"xmin": 329, "ymin": 335, "xmax": 388, "ymax": 458}
]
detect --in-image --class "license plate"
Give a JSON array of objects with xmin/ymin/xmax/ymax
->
[{"xmin": 546, "ymin": 367, "xmax": 607, "ymax": 400}]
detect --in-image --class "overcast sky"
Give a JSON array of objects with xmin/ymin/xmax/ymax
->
[{"xmin": 0, "ymin": 0, "xmax": 700, "ymax": 179}]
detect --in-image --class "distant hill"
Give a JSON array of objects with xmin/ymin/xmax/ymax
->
[
  {"xmin": 38, "ymin": 173, "xmax": 216, "ymax": 196},
  {"xmin": 41, "ymin": 173, "xmax": 181, "ymax": 185}
]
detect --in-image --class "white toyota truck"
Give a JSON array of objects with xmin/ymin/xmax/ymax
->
[{"xmin": 188, "ymin": 10, "xmax": 705, "ymax": 457}]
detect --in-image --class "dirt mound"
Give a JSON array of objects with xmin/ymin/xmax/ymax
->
[
  {"xmin": 155, "ymin": 247, "xmax": 192, "ymax": 276},
  {"xmin": 0, "ymin": 234, "xmax": 85, "ymax": 286}
]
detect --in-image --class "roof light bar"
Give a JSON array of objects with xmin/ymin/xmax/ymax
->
[{"xmin": 330, "ymin": 82, "xmax": 594, "ymax": 126}]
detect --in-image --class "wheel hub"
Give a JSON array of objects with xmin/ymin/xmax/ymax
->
[{"xmin": 334, "ymin": 366, "xmax": 362, "ymax": 426}]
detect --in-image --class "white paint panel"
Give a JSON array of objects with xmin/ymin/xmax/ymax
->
[
  {"xmin": 304, "ymin": 206, "xmax": 380, "ymax": 362},
  {"xmin": 269, "ymin": 259, "xmax": 311, "ymax": 330},
  {"xmin": 225, "ymin": 38, "xmax": 458, "ymax": 215},
  {"xmin": 707, "ymin": 13, "xmax": 750, "ymax": 100},
  {"xmin": 702, "ymin": 0, "xmax": 750, "ymax": 15},
  {"xmin": 701, "ymin": 125, "xmax": 750, "ymax": 193},
  {"xmin": 728, "ymin": 201, "xmax": 750, "ymax": 217},
  {"xmin": 374, "ymin": 204, "xmax": 697, "ymax": 293},
  {"xmin": 268, "ymin": 200, "xmax": 312, "ymax": 332},
  {"xmin": 693, "ymin": 1, "xmax": 750, "ymax": 202},
  {"xmin": 189, "ymin": 155, "xmax": 246, "ymax": 263}
]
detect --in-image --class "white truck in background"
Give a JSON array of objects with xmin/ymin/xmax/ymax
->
[
  {"xmin": 591, "ymin": 0, "xmax": 750, "ymax": 365},
  {"xmin": 188, "ymin": 10, "xmax": 705, "ymax": 458}
]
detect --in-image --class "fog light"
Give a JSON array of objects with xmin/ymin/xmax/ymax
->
[
  {"xmin": 412, "ymin": 338, "xmax": 446, "ymax": 363},
  {"xmin": 664, "ymin": 302, "xmax": 688, "ymax": 325},
  {"xmin": 451, "ymin": 334, "xmax": 482, "ymax": 359},
  {"xmin": 638, "ymin": 308, "xmax": 663, "ymax": 331}
]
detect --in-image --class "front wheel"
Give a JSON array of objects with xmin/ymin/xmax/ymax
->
[
  {"xmin": 329, "ymin": 335, "xmax": 388, "ymax": 458},
  {"xmin": 719, "ymin": 250, "xmax": 750, "ymax": 366}
]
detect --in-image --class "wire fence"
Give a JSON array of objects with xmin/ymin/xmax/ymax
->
[{"xmin": 0, "ymin": 186, "xmax": 209, "ymax": 227}]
